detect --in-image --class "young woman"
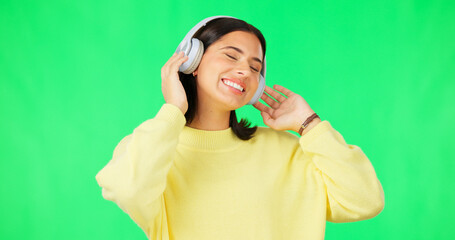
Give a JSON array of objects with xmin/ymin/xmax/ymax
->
[{"xmin": 96, "ymin": 16, "xmax": 384, "ymax": 240}]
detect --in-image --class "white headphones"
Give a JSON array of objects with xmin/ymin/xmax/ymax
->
[{"xmin": 175, "ymin": 15, "xmax": 266, "ymax": 105}]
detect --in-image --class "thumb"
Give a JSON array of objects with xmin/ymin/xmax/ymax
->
[{"xmin": 261, "ymin": 111, "xmax": 276, "ymax": 128}]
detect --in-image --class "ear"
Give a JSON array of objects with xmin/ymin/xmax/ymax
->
[{"xmin": 192, "ymin": 68, "xmax": 198, "ymax": 77}]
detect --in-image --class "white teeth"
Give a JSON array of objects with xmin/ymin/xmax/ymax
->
[{"xmin": 223, "ymin": 79, "xmax": 244, "ymax": 92}]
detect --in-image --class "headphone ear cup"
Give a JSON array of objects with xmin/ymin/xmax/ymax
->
[
  {"xmin": 180, "ymin": 38, "xmax": 204, "ymax": 74},
  {"xmin": 247, "ymin": 75, "xmax": 266, "ymax": 105}
]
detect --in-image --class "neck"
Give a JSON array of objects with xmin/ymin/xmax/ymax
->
[{"xmin": 187, "ymin": 104, "xmax": 231, "ymax": 131}]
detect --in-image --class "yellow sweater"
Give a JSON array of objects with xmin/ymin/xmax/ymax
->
[{"xmin": 95, "ymin": 103, "xmax": 384, "ymax": 240}]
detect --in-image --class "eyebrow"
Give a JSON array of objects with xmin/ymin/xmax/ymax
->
[{"xmin": 220, "ymin": 46, "xmax": 263, "ymax": 65}]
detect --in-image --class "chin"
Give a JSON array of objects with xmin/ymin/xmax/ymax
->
[
  {"xmin": 211, "ymin": 96, "xmax": 241, "ymax": 111},
  {"xmin": 222, "ymin": 99, "xmax": 250, "ymax": 111}
]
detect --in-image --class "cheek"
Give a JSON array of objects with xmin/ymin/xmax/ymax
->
[
  {"xmin": 247, "ymin": 78, "xmax": 260, "ymax": 96},
  {"xmin": 196, "ymin": 58, "xmax": 224, "ymax": 89},
  {"xmin": 199, "ymin": 56, "xmax": 227, "ymax": 75}
]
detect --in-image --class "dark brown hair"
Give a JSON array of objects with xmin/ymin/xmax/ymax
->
[{"xmin": 179, "ymin": 17, "xmax": 266, "ymax": 140}]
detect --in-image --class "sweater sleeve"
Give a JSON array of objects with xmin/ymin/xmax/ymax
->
[
  {"xmin": 299, "ymin": 120, "xmax": 385, "ymax": 223},
  {"xmin": 95, "ymin": 103, "xmax": 186, "ymax": 239}
]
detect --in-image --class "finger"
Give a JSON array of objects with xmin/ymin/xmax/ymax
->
[
  {"xmin": 169, "ymin": 51, "xmax": 186, "ymax": 64},
  {"xmin": 260, "ymin": 92, "xmax": 280, "ymax": 109},
  {"xmin": 170, "ymin": 54, "xmax": 189, "ymax": 71},
  {"xmin": 253, "ymin": 101, "xmax": 274, "ymax": 116},
  {"xmin": 163, "ymin": 52, "xmax": 182, "ymax": 73},
  {"xmin": 162, "ymin": 52, "xmax": 188, "ymax": 79},
  {"xmin": 167, "ymin": 52, "xmax": 182, "ymax": 64},
  {"xmin": 264, "ymin": 85, "xmax": 287, "ymax": 102},
  {"xmin": 273, "ymin": 84, "xmax": 294, "ymax": 97},
  {"xmin": 173, "ymin": 51, "xmax": 184, "ymax": 57},
  {"xmin": 167, "ymin": 52, "xmax": 185, "ymax": 66}
]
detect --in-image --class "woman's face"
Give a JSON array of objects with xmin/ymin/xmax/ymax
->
[{"xmin": 193, "ymin": 31, "xmax": 263, "ymax": 111}]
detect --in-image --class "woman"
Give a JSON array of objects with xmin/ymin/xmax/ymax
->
[{"xmin": 96, "ymin": 16, "xmax": 384, "ymax": 240}]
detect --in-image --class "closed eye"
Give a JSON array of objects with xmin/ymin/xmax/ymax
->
[
  {"xmin": 226, "ymin": 54, "xmax": 237, "ymax": 60},
  {"xmin": 226, "ymin": 54, "xmax": 260, "ymax": 73}
]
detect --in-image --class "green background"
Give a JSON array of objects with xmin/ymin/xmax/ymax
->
[{"xmin": 1, "ymin": 0, "xmax": 454, "ymax": 239}]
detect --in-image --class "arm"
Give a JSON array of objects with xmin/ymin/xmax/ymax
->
[
  {"xmin": 95, "ymin": 103, "xmax": 185, "ymax": 238},
  {"xmin": 253, "ymin": 84, "xmax": 384, "ymax": 222},
  {"xmin": 299, "ymin": 120, "xmax": 385, "ymax": 222}
]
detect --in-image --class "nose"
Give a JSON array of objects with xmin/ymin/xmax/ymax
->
[{"xmin": 234, "ymin": 60, "xmax": 251, "ymax": 76}]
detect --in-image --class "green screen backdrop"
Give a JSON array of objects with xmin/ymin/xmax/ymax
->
[{"xmin": 1, "ymin": 0, "xmax": 454, "ymax": 239}]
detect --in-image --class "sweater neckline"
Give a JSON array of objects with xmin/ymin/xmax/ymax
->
[{"xmin": 179, "ymin": 126, "xmax": 243, "ymax": 151}]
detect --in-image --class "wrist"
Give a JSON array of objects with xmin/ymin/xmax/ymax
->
[
  {"xmin": 166, "ymin": 101, "xmax": 187, "ymax": 115},
  {"xmin": 299, "ymin": 117, "xmax": 321, "ymax": 136},
  {"xmin": 294, "ymin": 112, "xmax": 321, "ymax": 136}
]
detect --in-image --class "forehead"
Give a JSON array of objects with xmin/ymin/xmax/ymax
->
[{"xmin": 211, "ymin": 31, "xmax": 263, "ymax": 59}]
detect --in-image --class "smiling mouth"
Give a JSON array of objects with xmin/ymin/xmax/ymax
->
[{"xmin": 222, "ymin": 79, "xmax": 245, "ymax": 92}]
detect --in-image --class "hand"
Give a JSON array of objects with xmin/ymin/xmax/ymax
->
[
  {"xmin": 253, "ymin": 85, "xmax": 320, "ymax": 133},
  {"xmin": 161, "ymin": 51, "xmax": 189, "ymax": 114}
]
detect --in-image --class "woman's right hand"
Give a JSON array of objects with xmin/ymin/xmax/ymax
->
[{"xmin": 161, "ymin": 51, "xmax": 189, "ymax": 114}]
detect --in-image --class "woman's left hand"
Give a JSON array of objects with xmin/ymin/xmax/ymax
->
[{"xmin": 253, "ymin": 85, "xmax": 321, "ymax": 134}]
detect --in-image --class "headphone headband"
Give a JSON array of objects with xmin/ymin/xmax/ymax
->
[{"xmin": 178, "ymin": 16, "xmax": 236, "ymax": 51}]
